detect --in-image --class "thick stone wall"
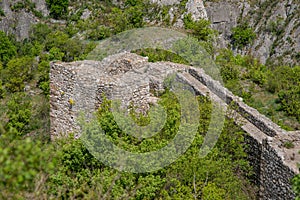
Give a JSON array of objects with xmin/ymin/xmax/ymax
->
[
  {"xmin": 187, "ymin": 67, "xmax": 299, "ymax": 200},
  {"xmin": 260, "ymin": 140, "xmax": 296, "ymax": 200},
  {"xmin": 50, "ymin": 53, "xmax": 187, "ymax": 138},
  {"xmin": 50, "ymin": 53, "xmax": 299, "ymax": 199},
  {"xmin": 188, "ymin": 67, "xmax": 285, "ymax": 137}
]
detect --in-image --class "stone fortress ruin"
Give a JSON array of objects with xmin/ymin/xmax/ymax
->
[{"xmin": 50, "ymin": 52, "xmax": 300, "ymax": 199}]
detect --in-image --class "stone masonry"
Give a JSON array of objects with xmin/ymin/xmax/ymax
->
[{"xmin": 50, "ymin": 52, "xmax": 300, "ymax": 199}]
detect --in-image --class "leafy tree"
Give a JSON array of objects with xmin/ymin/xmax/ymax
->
[
  {"xmin": 3, "ymin": 56, "xmax": 37, "ymax": 92},
  {"xmin": 0, "ymin": 7, "xmax": 5, "ymax": 16},
  {"xmin": 88, "ymin": 25, "xmax": 111, "ymax": 41},
  {"xmin": 0, "ymin": 130, "xmax": 55, "ymax": 199},
  {"xmin": 265, "ymin": 66, "xmax": 300, "ymax": 93},
  {"xmin": 278, "ymin": 85, "xmax": 300, "ymax": 121},
  {"xmin": 293, "ymin": 170, "xmax": 300, "ymax": 200},
  {"xmin": 264, "ymin": 66, "xmax": 300, "ymax": 121},
  {"xmin": 0, "ymin": 80, "xmax": 5, "ymax": 99},
  {"xmin": 17, "ymin": 40, "xmax": 44, "ymax": 57},
  {"xmin": 5, "ymin": 93, "xmax": 32, "ymax": 135},
  {"xmin": 46, "ymin": 0, "xmax": 69, "ymax": 19},
  {"xmin": 45, "ymin": 30, "xmax": 95, "ymax": 61},
  {"xmin": 49, "ymin": 47, "xmax": 65, "ymax": 61},
  {"xmin": 37, "ymin": 60, "xmax": 50, "ymax": 97},
  {"xmin": 45, "ymin": 30, "xmax": 69, "ymax": 51},
  {"xmin": 202, "ymin": 182, "xmax": 226, "ymax": 200},
  {"xmin": 0, "ymin": 31, "xmax": 16, "ymax": 64},
  {"xmin": 231, "ymin": 24, "xmax": 256, "ymax": 49},
  {"xmin": 30, "ymin": 23, "xmax": 52, "ymax": 43},
  {"xmin": 125, "ymin": 5, "xmax": 144, "ymax": 28},
  {"xmin": 183, "ymin": 14, "xmax": 215, "ymax": 42},
  {"xmin": 108, "ymin": 8, "xmax": 130, "ymax": 34}
]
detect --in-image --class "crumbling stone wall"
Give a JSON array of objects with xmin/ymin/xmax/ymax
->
[
  {"xmin": 50, "ymin": 53, "xmax": 299, "ymax": 199},
  {"xmin": 50, "ymin": 53, "xmax": 187, "ymax": 138}
]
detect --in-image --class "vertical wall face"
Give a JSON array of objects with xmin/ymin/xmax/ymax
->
[
  {"xmin": 260, "ymin": 141, "xmax": 296, "ymax": 200},
  {"xmin": 50, "ymin": 62, "xmax": 78, "ymax": 138},
  {"xmin": 244, "ymin": 134, "xmax": 262, "ymax": 187},
  {"xmin": 244, "ymin": 135, "xmax": 296, "ymax": 199},
  {"xmin": 50, "ymin": 61, "xmax": 102, "ymax": 138}
]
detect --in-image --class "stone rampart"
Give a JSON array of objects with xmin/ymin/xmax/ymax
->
[
  {"xmin": 187, "ymin": 67, "xmax": 300, "ymax": 200},
  {"xmin": 50, "ymin": 53, "xmax": 299, "ymax": 199}
]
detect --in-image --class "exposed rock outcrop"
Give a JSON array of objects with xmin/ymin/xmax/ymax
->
[
  {"xmin": 203, "ymin": 0, "xmax": 300, "ymax": 65},
  {"xmin": 153, "ymin": 0, "xmax": 300, "ymax": 65},
  {"xmin": 0, "ymin": 0, "xmax": 48, "ymax": 40}
]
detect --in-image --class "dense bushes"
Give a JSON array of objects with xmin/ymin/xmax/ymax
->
[
  {"xmin": 0, "ymin": 135, "xmax": 54, "ymax": 199},
  {"xmin": 0, "ymin": 31, "xmax": 16, "ymax": 64},
  {"xmin": 3, "ymin": 56, "xmax": 37, "ymax": 93},
  {"xmin": 265, "ymin": 66, "xmax": 300, "ymax": 122},
  {"xmin": 278, "ymin": 85, "xmax": 300, "ymax": 121},
  {"xmin": 231, "ymin": 24, "xmax": 256, "ymax": 49},
  {"xmin": 0, "ymin": 23, "xmax": 95, "ymax": 142},
  {"xmin": 0, "ymin": 92, "xmax": 256, "ymax": 199},
  {"xmin": 293, "ymin": 172, "xmax": 300, "ymax": 200},
  {"xmin": 5, "ymin": 93, "xmax": 32, "ymax": 135},
  {"xmin": 183, "ymin": 14, "xmax": 216, "ymax": 42},
  {"xmin": 46, "ymin": 0, "xmax": 69, "ymax": 19},
  {"xmin": 216, "ymin": 49, "xmax": 300, "ymax": 129}
]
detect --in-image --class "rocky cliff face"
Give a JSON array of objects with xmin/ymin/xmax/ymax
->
[
  {"xmin": 157, "ymin": 0, "xmax": 300, "ymax": 66},
  {"xmin": 203, "ymin": 0, "xmax": 300, "ymax": 66},
  {"xmin": 0, "ymin": 0, "xmax": 48, "ymax": 40},
  {"xmin": 0, "ymin": 0, "xmax": 299, "ymax": 63}
]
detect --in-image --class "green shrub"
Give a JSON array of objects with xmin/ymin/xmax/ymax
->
[
  {"xmin": 108, "ymin": 8, "xmax": 129, "ymax": 34},
  {"xmin": 220, "ymin": 63, "xmax": 239, "ymax": 83},
  {"xmin": 37, "ymin": 60, "xmax": 50, "ymax": 97},
  {"xmin": 231, "ymin": 24, "xmax": 256, "ymax": 49},
  {"xmin": 30, "ymin": 23, "xmax": 52, "ymax": 43},
  {"xmin": 0, "ymin": 31, "xmax": 16, "ymax": 64},
  {"xmin": 125, "ymin": 6, "xmax": 144, "ymax": 28},
  {"xmin": 3, "ymin": 56, "xmax": 37, "ymax": 93},
  {"xmin": 5, "ymin": 93, "xmax": 32, "ymax": 135},
  {"xmin": 293, "ymin": 170, "xmax": 300, "ymax": 200},
  {"xmin": 46, "ymin": 0, "xmax": 69, "ymax": 19},
  {"xmin": 283, "ymin": 141, "xmax": 295, "ymax": 149},
  {"xmin": 183, "ymin": 14, "xmax": 215, "ymax": 41},
  {"xmin": 88, "ymin": 25, "xmax": 111, "ymax": 41},
  {"xmin": 132, "ymin": 48, "xmax": 189, "ymax": 64},
  {"xmin": 0, "ymin": 8, "xmax": 5, "ymax": 16},
  {"xmin": 45, "ymin": 30, "xmax": 95, "ymax": 61},
  {"xmin": 0, "ymin": 80, "xmax": 5, "ymax": 99},
  {"xmin": 278, "ymin": 85, "xmax": 300, "ymax": 121},
  {"xmin": 0, "ymin": 130, "xmax": 55, "ymax": 198}
]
